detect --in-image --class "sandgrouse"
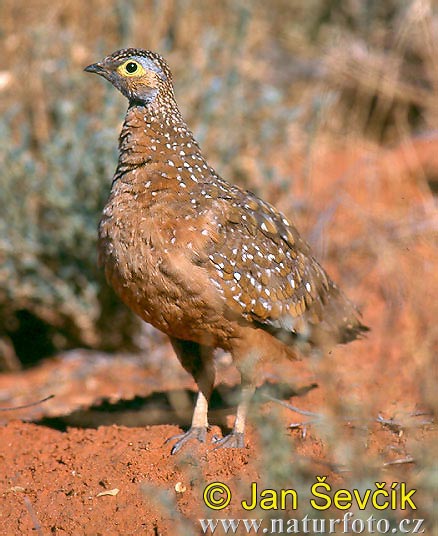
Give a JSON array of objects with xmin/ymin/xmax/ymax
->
[{"xmin": 85, "ymin": 48, "xmax": 368, "ymax": 453}]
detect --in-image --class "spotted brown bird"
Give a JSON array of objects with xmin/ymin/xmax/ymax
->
[{"xmin": 85, "ymin": 49, "xmax": 368, "ymax": 453}]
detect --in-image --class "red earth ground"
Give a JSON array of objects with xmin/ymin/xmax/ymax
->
[{"xmin": 0, "ymin": 138, "xmax": 436, "ymax": 535}]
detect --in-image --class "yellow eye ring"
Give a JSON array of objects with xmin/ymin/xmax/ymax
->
[{"xmin": 118, "ymin": 60, "xmax": 145, "ymax": 77}]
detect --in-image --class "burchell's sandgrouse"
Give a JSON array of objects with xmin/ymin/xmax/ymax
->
[{"xmin": 85, "ymin": 48, "xmax": 368, "ymax": 453}]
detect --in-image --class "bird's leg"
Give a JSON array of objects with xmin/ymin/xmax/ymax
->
[
  {"xmin": 213, "ymin": 379, "xmax": 256, "ymax": 449},
  {"xmin": 167, "ymin": 390, "xmax": 209, "ymax": 454},
  {"xmin": 166, "ymin": 338, "xmax": 215, "ymax": 454},
  {"xmin": 213, "ymin": 347, "xmax": 258, "ymax": 449}
]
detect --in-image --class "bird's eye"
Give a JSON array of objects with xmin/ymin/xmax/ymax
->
[
  {"xmin": 118, "ymin": 60, "xmax": 145, "ymax": 77},
  {"xmin": 126, "ymin": 62, "xmax": 138, "ymax": 74}
]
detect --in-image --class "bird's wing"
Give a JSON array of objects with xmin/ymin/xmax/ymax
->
[{"xmin": 198, "ymin": 180, "xmax": 365, "ymax": 346}]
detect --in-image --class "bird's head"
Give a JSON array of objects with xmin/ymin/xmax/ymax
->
[{"xmin": 84, "ymin": 48, "xmax": 173, "ymax": 105}]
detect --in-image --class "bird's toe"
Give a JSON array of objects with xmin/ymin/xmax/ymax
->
[
  {"xmin": 166, "ymin": 426, "xmax": 207, "ymax": 455},
  {"xmin": 212, "ymin": 431, "xmax": 245, "ymax": 449}
]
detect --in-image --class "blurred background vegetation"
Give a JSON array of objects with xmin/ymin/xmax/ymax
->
[{"xmin": 0, "ymin": 0, "xmax": 436, "ymax": 369}]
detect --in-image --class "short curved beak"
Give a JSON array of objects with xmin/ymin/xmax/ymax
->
[{"xmin": 84, "ymin": 62, "xmax": 106, "ymax": 75}]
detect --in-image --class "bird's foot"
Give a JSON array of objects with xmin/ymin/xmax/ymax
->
[
  {"xmin": 166, "ymin": 426, "xmax": 207, "ymax": 455},
  {"xmin": 212, "ymin": 431, "xmax": 244, "ymax": 449}
]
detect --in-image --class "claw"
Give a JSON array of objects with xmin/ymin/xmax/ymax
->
[
  {"xmin": 212, "ymin": 431, "xmax": 245, "ymax": 449},
  {"xmin": 166, "ymin": 426, "xmax": 207, "ymax": 454}
]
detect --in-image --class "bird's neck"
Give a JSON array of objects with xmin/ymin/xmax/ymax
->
[{"xmin": 115, "ymin": 101, "xmax": 208, "ymax": 184}]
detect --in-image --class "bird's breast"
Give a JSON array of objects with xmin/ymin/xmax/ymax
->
[
  {"xmin": 98, "ymin": 187, "xmax": 169, "ymax": 319},
  {"xmin": 97, "ymin": 185, "xmax": 231, "ymax": 343}
]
